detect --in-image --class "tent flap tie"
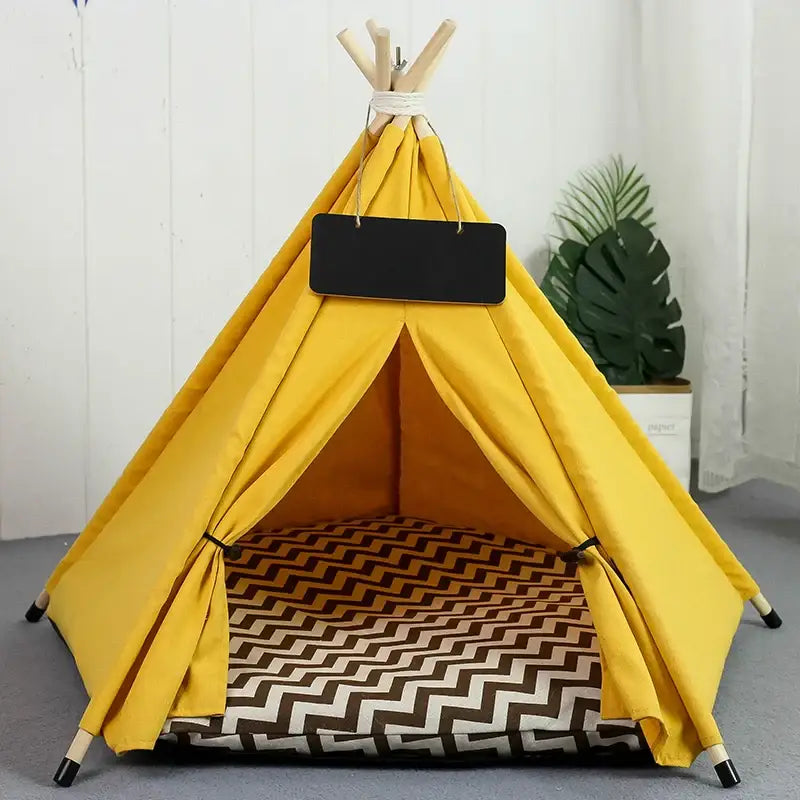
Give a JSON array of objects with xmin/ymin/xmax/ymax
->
[
  {"xmin": 557, "ymin": 536, "xmax": 600, "ymax": 564},
  {"xmin": 202, "ymin": 532, "xmax": 242, "ymax": 561}
]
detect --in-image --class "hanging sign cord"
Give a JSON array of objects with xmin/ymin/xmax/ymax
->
[
  {"xmin": 354, "ymin": 92, "xmax": 463, "ymax": 234},
  {"xmin": 354, "ymin": 102, "xmax": 372, "ymax": 230}
]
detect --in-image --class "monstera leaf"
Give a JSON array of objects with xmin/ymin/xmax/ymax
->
[
  {"xmin": 541, "ymin": 239, "xmax": 585, "ymax": 320},
  {"xmin": 541, "ymin": 239, "xmax": 609, "ymax": 368},
  {"xmin": 574, "ymin": 218, "xmax": 685, "ymax": 384}
]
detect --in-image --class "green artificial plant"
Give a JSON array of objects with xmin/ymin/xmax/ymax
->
[
  {"xmin": 541, "ymin": 156, "xmax": 685, "ymax": 386},
  {"xmin": 554, "ymin": 154, "xmax": 655, "ymax": 243}
]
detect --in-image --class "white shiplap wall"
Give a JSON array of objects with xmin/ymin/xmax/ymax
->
[{"xmin": 0, "ymin": 0, "xmax": 639, "ymax": 539}]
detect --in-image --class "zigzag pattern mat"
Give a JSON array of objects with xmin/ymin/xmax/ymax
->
[{"xmin": 161, "ymin": 516, "xmax": 645, "ymax": 758}]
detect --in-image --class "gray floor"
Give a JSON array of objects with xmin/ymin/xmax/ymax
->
[{"xmin": 1, "ymin": 480, "xmax": 798, "ymax": 800}]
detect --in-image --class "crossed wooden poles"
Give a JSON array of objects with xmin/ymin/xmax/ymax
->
[{"xmin": 336, "ymin": 17, "xmax": 456, "ymax": 139}]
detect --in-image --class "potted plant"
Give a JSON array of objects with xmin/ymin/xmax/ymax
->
[{"xmin": 540, "ymin": 156, "xmax": 692, "ymax": 489}]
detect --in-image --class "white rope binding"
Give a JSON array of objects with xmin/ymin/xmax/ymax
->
[{"xmin": 370, "ymin": 91, "xmax": 426, "ymax": 117}]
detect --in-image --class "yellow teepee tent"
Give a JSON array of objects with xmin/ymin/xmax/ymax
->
[{"xmin": 26, "ymin": 19, "xmax": 780, "ymax": 790}]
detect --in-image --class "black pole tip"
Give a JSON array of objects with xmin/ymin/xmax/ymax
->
[
  {"xmin": 53, "ymin": 757, "xmax": 80, "ymax": 787},
  {"xmin": 761, "ymin": 608, "xmax": 783, "ymax": 629},
  {"xmin": 714, "ymin": 759, "xmax": 741, "ymax": 789},
  {"xmin": 25, "ymin": 602, "xmax": 45, "ymax": 623}
]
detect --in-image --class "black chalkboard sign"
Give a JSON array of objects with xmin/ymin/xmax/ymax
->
[{"xmin": 310, "ymin": 213, "xmax": 506, "ymax": 305}]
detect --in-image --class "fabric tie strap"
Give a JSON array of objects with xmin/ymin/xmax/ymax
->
[
  {"xmin": 557, "ymin": 537, "xmax": 600, "ymax": 564},
  {"xmin": 202, "ymin": 532, "xmax": 242, "ymax": 561}
]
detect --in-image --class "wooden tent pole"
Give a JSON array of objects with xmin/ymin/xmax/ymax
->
[
  {"xmin": 367, "ymin": 23, "xmax": 394, "ymax": 135},
  {"xmin": 24, "ymin": 588, "xmax": 50, "ymax": 622},
  {"xmin": 706, "ymin": 743, "xmax": 741, "ymax": 788},
  {"xmin": 395, "ymin": 19, "xmax": 456, "ymax": 94},
  {"xmin": 374, "ymin": 27, "xmax": 392, "ymax": 92},
  {"xmin": 411, "ymin": 39, "xmax": 453, "ymax": 139},
  {"xmin": 336, "ymin": 28, "xmax": 376, "ymax": 87},
  {"xmin": 750, "ymin": 592, "xmax": 783, "ymax": 628},
  {"xmin": 53, "ymin": 728, "xmax": 94, "ymax": 787},
  {"xmin": 365, "ymin": 18, "xmax": 380, "ymax": 44}
]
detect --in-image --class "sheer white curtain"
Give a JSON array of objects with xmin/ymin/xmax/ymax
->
[{"xmin": 638, "ymin": 0, "xmax": 800, "ymax": 492}]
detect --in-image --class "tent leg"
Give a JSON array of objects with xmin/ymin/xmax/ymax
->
[
  {"xmin": 751, "ymin": 592, "xmax": 782, "ymax": 629},
  {"xmin": 25, "ymin": 589, "xmax": 50, "ymax": 622},
  {"xmin": 53, "ymin": 728, "xmax": 93, "ymax": 787},
  {"xmin": 706, "ymin": 744, "xmax": 741, "ymax": 789}
]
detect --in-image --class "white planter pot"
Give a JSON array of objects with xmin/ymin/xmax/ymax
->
[{"xmin": 614, "ymin": 380, "xmax": 692, "ymax": 491}]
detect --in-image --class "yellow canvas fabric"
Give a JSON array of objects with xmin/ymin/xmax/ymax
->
[{"xmin": 45, "ymin": 121, "xmax": 761, "ymax": 766}]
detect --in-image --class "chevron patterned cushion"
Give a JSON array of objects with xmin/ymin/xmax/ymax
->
[{"xmin": 161, "ymin": 516, "xmax": 645, "ymax": 758}]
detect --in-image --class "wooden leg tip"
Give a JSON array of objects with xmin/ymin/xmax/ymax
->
[
  {"xmin": 53, "ymin": 757, "xmax": 80, "ymax": 787},
  {"xmin": 25, "ymin": 602, "xmax": 45, "ymax": 623},
  {"xmin": 761, "ymin": 608, "xmax": 782, "ymax": 629},
  {"xmin": 714, "ymin": 759, "xmax": 741, "ymax": 788}
]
